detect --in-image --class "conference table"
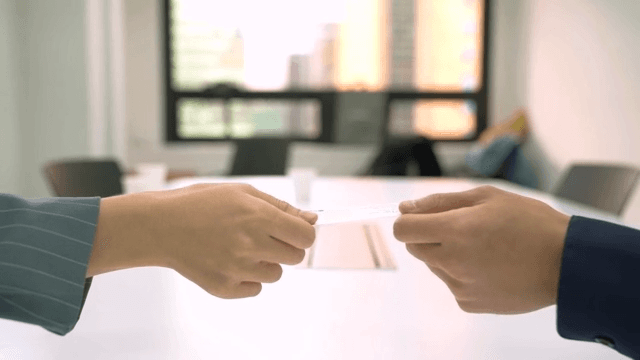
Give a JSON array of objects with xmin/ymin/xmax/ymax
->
[{"xmin": 1, "ymin": 176, "xmax": 630, "ymax": 359}]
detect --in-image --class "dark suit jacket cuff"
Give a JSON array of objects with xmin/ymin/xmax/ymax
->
[{"xmin": 557, "ymin": 216, "xmax": 640, "ymax": 358}]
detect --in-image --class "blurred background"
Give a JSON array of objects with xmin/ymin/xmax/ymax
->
[{"xmin": 1, "ymin": 0, "xmax": 640, "ymax": 223}]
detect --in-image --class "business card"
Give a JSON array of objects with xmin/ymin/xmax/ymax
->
[{"xmin": 312, "ymin": 203, "xmax": 401, "ymax": 226}]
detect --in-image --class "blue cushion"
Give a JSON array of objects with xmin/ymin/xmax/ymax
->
[
  {"xmin": 466, "ymin": 134, "xmax": 538, "ymax": 189},
  {"xmin": 466, "ymin": 134, "xmax": 520, "ymax": 175}
]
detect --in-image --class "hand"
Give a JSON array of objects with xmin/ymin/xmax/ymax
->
[
  {"xmin": 88, "ymin": 183, "xmax": 317, "ymax": 299},
  {"xmin": 393, "ymin": 185, "xmax": 571, "ymax": 314}
]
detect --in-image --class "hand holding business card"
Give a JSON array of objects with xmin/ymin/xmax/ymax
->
[{"xmin": 295, "ymin": 203, "xmax": 400, "ymax": 270}]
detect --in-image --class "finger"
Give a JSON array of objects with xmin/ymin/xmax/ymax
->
[
  {"xmin": 260, "ymin": 206, "xmax": 317, "ymax": 250},
  {"xmin": 247, "ymin": 187, "xmax": 318, "ymax": 224},
  {"xmin": 393, "ymin": 212, "xmax": 462, "ymax": 244},
  {"xmin": 398, "ymin": 186, "xmax": 490, "ymax": 214},
  {"xmin": 246, "ymin": 190, "xmax": 317, "ymax": 249},
  {"xmin": 425, "ymin": 263, "xmax": 464, "ymax": 293},
  {"xmin": 409, "ymin": 249, "xmax": 466, "ymax": 297},
  {"xmin": 301, "ymin": 211, "xmax": 318, "ymax": 225},
  {"xmin": 406, "ymin": 243, "xmax": 457, "ymax": 273},
  {"xmin": 260, "ymin": 236, "xmax": 307, "ymax": 265},
  {"xmin": 406, "ymin": 243, "xmax": 445, "ymax": 265},
  {"xmin": 231, "ymin": 282, "xmax": 262, "ymax": 298},
  {"xmin": 456, "ymin": 299, "xmax": 485, "ymax": 314},
  {"xmin": 242, "ymin": 262, "xmax": 283, "ymax": 284}
]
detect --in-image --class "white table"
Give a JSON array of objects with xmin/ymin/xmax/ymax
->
[{"xmin": 0, "ymin": 177, "xmax": 629, "ymax": 359}]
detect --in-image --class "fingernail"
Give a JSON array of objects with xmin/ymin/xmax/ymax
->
[
  {"xmin": 399, "ymin": 200, "xmax": 416, "ymax": 213},
  {"xmin": 300, "ymin": 211, "xmax": 318, "ymax": 224}
]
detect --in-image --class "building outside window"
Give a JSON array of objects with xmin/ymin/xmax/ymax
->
[{"xmin": 165, "ymin": 0, "xmax": 489, "ymax": 142}]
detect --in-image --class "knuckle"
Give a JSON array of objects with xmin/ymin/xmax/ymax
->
[
  {"xmin": 393, "ymin": 217, "xmax": 408, "ymax": 241},
  {"xmin": 406, "ymin": 244, "xmax": 432, "ymax": 264},
  {"xmin": 236, "ymin": 236, "xmax": 257, "ymax": 256},
  {"xmin": 190, "ymin": 183, "xmax": 211, "ymax": 192},
  {"xmin": 225, "ymin": 258, "xmax": 247, "ymax": 277},
  {"xmin": 405, "ymin": 243, "xmax": 420, "ymax": 258},
  {"xmin": 406, "ymin": 243, "xmax": 424, "ymax": 257},
  {"xmin": 392, "ymin": 221, "xmax": 401, "ymax": 239},
  {"xmin": 249, "ymin": 283, "xmax": 262, "ymax": 297},
  {"xmin": 291, "ymin": 249, "xmax": 306, "ymax": 264},
  {"xmin": 278, "ymin": 199, "xmax": 292, "ymax": 212},
  {"xmin": 221, "ymin": 290, "xmax": 244, "ymax": 299},
  {"xmin": 238, "ymin": 183, "xmax": 255, "ymax": 192},
  {"xmin": 253, "ymin": 202, "xmax": 273, "ymax": 219},
  {"xmin": 299, "ymin": 231, "xmax": 315, "ymax": 249},
  {"xmin": 206, "ymin": 277, "xmax": 234, "ymax": 299},
  {"xmin": 449, "ymin": 260, "xmax": 470, "ymax": 280},
  {"xmin": 211, "ymin": 290, "xmax": 230, "ymax": 299},
  {"xmin": 426, "ymin": 264, "xmax": 448, "ymax": 280},
  {"xmin": 271, "ymin": 265, "xmax": 284, "ymax": 282},
  {"xmin": 476, "ymin": 185, "xmax": 495, "ymax": 194},
  {"xmin": 218, "ymin": 292, "xmax": 237, "ymax": 300},
  {"xmin": 308, "ymin": 225, "xmax": 317, "ymax": 240},
  {"xmin": 453, "ymin": 214, "xmax": 473, "ymax": 234},
  {"xmin": 441, "ymin": 248, "xmax": 462, "ymax": 271},
  {"xmin": 436, "ymin": 248, "xmax": 452, "ymax": 265},
  {"xmin": 425, "ymin": 263, "xmax": 440, "ymax": 274},
  {"xmin": 230, "ymin": 183, "xmax": 255, "ymax": 196},
  {"xmin": 456, "ymin": 299, "xmax": 478, "ymax": 313},
  {"xmin": 444, "ymin": 278, "xmax": 464, "ymax": 294},
  {"xmin": 428, "ymin": 193, "xmax": 443, "ymax": 207}
]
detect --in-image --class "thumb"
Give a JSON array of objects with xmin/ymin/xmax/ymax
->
[
  {"xmin": 399, "ymin": 187, "xmax": 488, "ymax": 214},
  {"xmin": 247, "ymin": 187, "xmax": 318, "ymax": 224}
]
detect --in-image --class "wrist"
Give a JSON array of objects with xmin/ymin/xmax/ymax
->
[
  {"xmin": 86, "ymin": 192, "xmax": 166, "ymax": 277},
  {"xmin": 546, "ymin": 213, "xmax": 572, "ymax": 305}
]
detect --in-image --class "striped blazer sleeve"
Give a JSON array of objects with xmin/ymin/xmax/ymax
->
[{"xmin": 0, "ymin": 193, "xmax": 100, "ymax": 335}]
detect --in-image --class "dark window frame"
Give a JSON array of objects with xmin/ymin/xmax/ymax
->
[{"xmin": 162, "ymin": 0, "xmax": 491, "ymax": 144}]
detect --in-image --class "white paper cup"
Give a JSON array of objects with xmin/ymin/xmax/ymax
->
[
  {"xmin": 122, "ymin": 175, "xmax": 149, "ymax": 194},
  {"xmin": 135, "ymin": 163, "xmax": 168, "ymax": 191},
  {"xmin": 288, "ymin": 168, "xmax": 317, "ymax": 205}
]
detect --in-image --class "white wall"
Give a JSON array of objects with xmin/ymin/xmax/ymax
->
[
  {"xmin": 514, "ymin": 0, "xmax": 640, "ymax": 222},
  {"xmin": 488, "ymin": 1, "xmax": 529, "ymax": 125},
  {"xmin": 522, "ymin": 0, "xmax": 640, "ymax": 188},
  {"xmin": 13, "ymin": 0, "xmax": 91, "ymax": 197},
  {"xmin": 0, "ymin": 0, "xmax": 20, "ymax": 194}
]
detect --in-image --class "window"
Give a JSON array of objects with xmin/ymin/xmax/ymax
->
[{"xmin": 164, "ymin": 0, "xmax": 490, "ymax": 142}]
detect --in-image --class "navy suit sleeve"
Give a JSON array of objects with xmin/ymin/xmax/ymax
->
[
  {"xmin": 557, "ymin": 216, "xmax": 640, "ymax": 359},
  {"xmin": 0, "ymin": 193, "xmax": 100, "ymax": 335}
]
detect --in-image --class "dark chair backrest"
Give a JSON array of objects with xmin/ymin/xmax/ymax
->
[
  {"xmin": 229, "ymin": 139, "xmax": 291, "ymax": 176},
  {"xmin": 43, "ymin": 159, "xmax": 124, "ymax": 197},
  {"xmin": 553, "ymin": 163, "xmax": 640, "ymax": 216},
  {"xmin": 363, "ymin": 137, "xmax": 442, "ymax": 177}
]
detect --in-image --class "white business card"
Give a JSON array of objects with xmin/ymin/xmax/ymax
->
[{"xmin": 312, "ymin": 203, "xmax": 401, "ymax": 226}]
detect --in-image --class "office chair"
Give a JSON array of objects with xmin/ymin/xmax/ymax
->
[
  {"xmin": 362, "ymin": 94, "xmax": 442, "ymax": 177},
  {"xmin": 553, "ymin": 163, "xmax": 640, "ymax": 216},
  {"xmin": 43, "ymin": 159, "xmax": 124, "ymax": 197},
  {"xmin": 363, "ymin": 136, "xmax": 442, "ymax": 176},
  {"xmin": 229, "ymin": 139, "xmax": 291, "ymax": 176}
]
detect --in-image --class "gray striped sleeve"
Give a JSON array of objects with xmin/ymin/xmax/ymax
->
[{"xmin": 0, "ymin": 193, "xmax": 100, "ymax": 335}]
